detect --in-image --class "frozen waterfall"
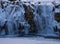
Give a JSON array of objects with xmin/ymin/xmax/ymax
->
[{"xmin": 0, "ymin": 1, "xmax": 60, "ymax": 37}]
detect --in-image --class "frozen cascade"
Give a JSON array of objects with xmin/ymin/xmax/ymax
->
[
  {"xmin": 0, "ymin": 1, "xmax": 59, "ymax": 37},
  {"xmin": 39, "ymin": 4, "xmax": 55, "ymax": 36},
  {"xmin": 0, "ymin": 2, "xmax": 30, "ymax": 36},
  {"xmin": 30, "ymin": 3, "xmax": 56, "ymax": 36}
]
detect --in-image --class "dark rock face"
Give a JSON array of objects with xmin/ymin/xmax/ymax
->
[
  {"xmin": 23, "ymin": 4, "xmax": 37, "ymax": 34},
  {"xmin": 55, "ymin": 13, "xmax": 60, "ymax": 22},
  {"xmin": 9, "ymin": 0, "xmax": 16, "ymax": 1},
  {"xmin": 54, "ymin": 13, "xmax": 60, "ymax": 34}
]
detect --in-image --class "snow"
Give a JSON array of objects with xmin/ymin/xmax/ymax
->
[
  {"xmin": 2, "ymin": 0, "xmax": 54, "ymax": 1},
  {"xmin": 0, "ymin": 0, "xmax": 58, "ymax": 2},
  {"xmin": 55, "ymin": 8, "xmax": 60, "ymax": 13},
  {"xmin": 0, "ymin": 37, "xmax": 60, "ymax": 44}
]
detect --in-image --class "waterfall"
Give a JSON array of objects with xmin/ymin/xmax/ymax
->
[{"xmin": 0, "ymin": 1, "xmax": 59, "ymax": 37}]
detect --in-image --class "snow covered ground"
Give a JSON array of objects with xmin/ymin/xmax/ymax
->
[{"xmin": 0, "ymin": 37, "xmax": 60, "ymax": 44}]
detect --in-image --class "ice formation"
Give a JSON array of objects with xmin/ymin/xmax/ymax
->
[{"xmin": 0, "ymin": 0, "xmax": 60, "ymax": 37}]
